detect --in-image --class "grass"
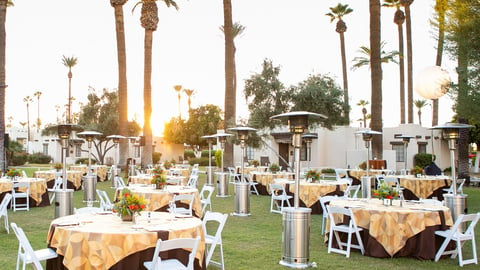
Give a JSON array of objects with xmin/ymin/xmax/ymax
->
[{"xmin": 1, "ymin": 168, "xmax": 479, "ymax": 269}]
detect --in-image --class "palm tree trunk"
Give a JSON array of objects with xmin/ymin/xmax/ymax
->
[
  {"xmin": 432, "ymin": 0, "xmax": 447, "ymax": 126},
  {"xmin": 339, "ymin": 32, "xmax": 349, "ymax": 124},
  {"xmin": 404, "ymin": 2, "xmax": 414, "ymax": 124},
  {"xmin": 142, "ymin": 30, "xmax": 153, "ymax": 166},
  {"xmin": 0, "ymin": 1, "xmax": 6, "ymax": 171},
  {"xmin": 113, "ymin": 2, "xmax": 129, "ymax": 168},
  {"xmin": 457, "ymin": 42, "xmax": 469, "ymax": 177},
  {"xmin": 397, "ymin": 22, "xmax": 406, "ymax": 124},
  {"xmin": 223, "ymin": 0, "xmax": 235, "ymax": 169},
  {"xmin": 370, "ymin": 0, "xmax": 383, "ymax": 159}
]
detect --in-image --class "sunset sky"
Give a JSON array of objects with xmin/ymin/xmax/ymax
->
[{"xmin": 5, "ymin": 0, "xmax": 456, "ymax": 135}]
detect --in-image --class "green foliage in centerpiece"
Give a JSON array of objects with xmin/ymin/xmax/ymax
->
[{"xmin": 113, "ymin": 188, "xmax": 146, "ymax": 218}]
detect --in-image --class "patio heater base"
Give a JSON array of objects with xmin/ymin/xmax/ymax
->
[
  {"xmin": 55, "ymin": 189, "xmax": 74, "ymax": 218},
  {"xmin": 279, "ymin": 207, "xmax": 312, "ymax": 269},
  {"xmin": 444, "ymin": 193, "xmax": 468, "ymax": 231},
  {"xmin": 233, "ymin": 182, "xmax": 250, "ymax": 216}
]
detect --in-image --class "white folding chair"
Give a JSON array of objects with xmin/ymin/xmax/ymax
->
[
  {"xmin": 203, "ymin": 211, "xmax": 228, "ymax": 270},
  {"xmin": 382, "ymin": 176, "xmax": 402, "ymax": 191},
  {"xmin": 187, "ymin": 175, "xmax": 199, "ymax": 187},
  {"xmin": 343, "ymin": 185, "xmax": 361, "ymax": 199},
  {"xmin": 143, "ymin": 236, "xmax": 200, "ymax": 270},
  {"xmin": 11, "ymin": 222, "xmax": 58, "ymax": 270},
  {"xmin": 48, "ymin": 177, "xmax": 63, "ymax": 204},
  {"xmin": 96, "ymin": 189, "xmax": 113, "ymax": 211},
  {"xmin": 334, "ymin": 168, "xmax": 352, "ymax": 182},
  {"xmin": 443, "ymin": 178, "xmax": 466, "ymax": 194},
  {"xmin": 114, "ymin": 176, "xmax": 126, "ymax": 188},
  {"xmin": 200, "ymin": 185, "xmax": 214, "ymax": 213},
  {"xmin": 248, "ymin": 177, "xmax": 259, "ymax": 196},
  {"xmin": 0, "ymin": 194, "xmax": 12, "ymax": 233},
  {"xmin": 327, "ymin": 205, "xmax": 365, "ymax": 258},
  {"xmin": 319, "ymin": 195, "xmax": 340, "ymax": 235},
  {"xmin": 169, "ymin": 193, "xmax": 195, "ymax": 217},
  {"xmin": 434, "ymin": 213, "xmax": 480, "ymax": 266},
  {"xmin": 269, "ymin": 183, "xmax": 292, "ymax": 214},
  {"xmin": 374, "ymin": 174, "xmax": 384, "ymax": 189},
  {"xmin": 227, "ymin": 167, "xmax": 240, "ymax": 184},
  {"xmin": 21, "ymin": 171, "xmax": 28, "ymax": 178},
  {"xmin": 11, "ymin": 182, "xmax": 30, "ymax": 212}
]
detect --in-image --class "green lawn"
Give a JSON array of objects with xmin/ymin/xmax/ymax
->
[{"xmin": 0, "ymin": 168, "xmax": 479, "ymax": 269}]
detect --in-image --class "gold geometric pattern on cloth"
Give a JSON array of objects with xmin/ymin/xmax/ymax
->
[
  {"xmin": 0, "ymin": 178, "xmax": 47, "ymax": 206},
  {"xmin": 47, "ymin": 212, "xmax": 205, "ymax": 270},
  {"xmin": 398, "ymin": 176, "xmax": 451, "ymax": 199},
  {"xmin": 128, "ymin": 175, "xmax": 187, "ymax": 186},
  {"xmin": 287, "ymin": 181, "xmax": 347, "ymax": 207},
  {"xmin": 347, "ymin": 169, "xmax": 388, "ymax": 180},
  {"xmin": 250, "ymin": 172, "xmax": 294, "ymax": 194},
  {"xmin": 70, "ymin": 165, "xmax": 109, "ymax": 181},
  {"xmin": 329, "ymin": 199, "xmax": 453, "ymax": 256},
  {"xmin": 33, "ymin": 170, "xmax": 84, "ymax": 189},
  {"xmin": 114, "ymin": 186, "xmax": 203, "ymax": 217}
]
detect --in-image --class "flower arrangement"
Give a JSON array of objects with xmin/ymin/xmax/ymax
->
[
  {"xmin": 151, "ymin": 166, "xmax": 165, "ymax": 176},
  {"xmin": 269, "ymin": 163, "xmax": 280, "ymax": 173},
  {"xmin": 53, "ymin": 163, "xmax": 63, "ymax": 170},
  {"xmin": 358, "ymin": 161, "xmax": 367, "ymax": 170},
  {"xmin": 410, "ymin": 166, "xmax": 424, "ymax": 175},
  {"xmin": 151, "ymin": 173, "xmax": 167, "ymax": 189},
  {"xmin": 305, "ymin": 169, "xmax": 321, "ymax": 182},
  {"xmin": 163, "ymin": 160, "xmax": 172, "ymax": 170},
  {"xmin": 249, "ymin": 160, "xmax": 259, "ymax": 167},
  {"xmin": 113, "ymin": 188, "xmax": 146, "ymax": 220},
  {"xmin": 373, "ymin": 182, "xmax": 399, "ymax": 200},
  {"xmin": 6, "ymin": 168, "xmax": 22, "ymax": 178}
]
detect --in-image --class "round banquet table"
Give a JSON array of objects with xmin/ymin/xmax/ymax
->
[
  {"xmin": 129, "ymin": 175, "xmax": 187, "ymax": 186},
  {"xmin": 33, "ymin": 170, "xmax": 84, "ymax": 191},
  {"xmin": 396, "ymin": 175, "xmax": 451, "ymax": 201},
  {"xmin": 328, "ymin": 198, "xmax": 454, "ymax": 259},
  {"xmin": 114, "ymin": 185, "xmax": 203, "ymax": 218},
  {"xmin": 46, "ymin": 211, "xmax": 205, "ymax": 270},
  {"xmin": 286, "ymin": 180, "xmax": 347, "ymax": 214},
  {"xmin": 0, "ymin": 177, "xmax": 50, "ymax": 207},
  {"xmin": 70, "ymin": 165, "xmax": 109, "ymax": 182},
  {"xmin": 346, "ymin": 169, "xmax": 389, "ymax": 185},
  {"xmin": 250, "ymin": 171, "xmax": 295, "ymax": 195}
]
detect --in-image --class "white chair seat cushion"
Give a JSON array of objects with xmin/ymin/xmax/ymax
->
[{"xmin": 144, "ymin": 259, "xmax": 189, "ymax": 270}]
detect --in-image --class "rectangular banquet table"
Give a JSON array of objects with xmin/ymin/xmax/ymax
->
[
  {"xmin": 33, "ymin": 170, "xmax": 84, "ymax": 191},
  {"xmin": 0, "ymin": 177, "xmax": 50, "ymax": 207},
  {"xmin": 328, "ymin": 198, "xmax": 454, "ymax": 259},
  {"xmin": 114, "ymin": 185, "xmax": 203, "ymax": 218},
  {"xmin": 46, "ymin": 211, "xmax": 205, "ymax": 270}
]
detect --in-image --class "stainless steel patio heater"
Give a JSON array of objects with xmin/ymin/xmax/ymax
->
[
  {"xmin": 213, "ymin": 132, "xmax": 233, "ymax": 197},
  {"xmin": 355, "ymin": 130, "xmax": 382, "ymax": 200},
  {"xmin": 302, "ymin": 133, "xmax": 318, "ymax": 171},
  {"xmin": 127, "ymin": 136, "xmax": 138, "ymax": 177},
  {"xmin": 201, "ymin": 135, "xmax": 216, "ymax": 186},
  {"xmin": 398, "ymin": 135, "xmax": 415, "ymax": 172},
  {"xmin": 271, "ymin": 111, "xmax": 326, "ymax": 269},
  {"xmin": 107, "ymin": 135, "xmax": 125, "ymax": 188},
  {"xmin": 55, "ymin": 124, "xmax": 74, "ymax": 218},
  {"xmin": 432, "ymin": 123, "xmax": 472, "ymax": 227},
  {"xmin": 228, "ymin": 126, "xmax": 257, "ymax": 216},
  {"xmin": 77, "ymin": 131, "xmax": 102, "ymax": 207}
]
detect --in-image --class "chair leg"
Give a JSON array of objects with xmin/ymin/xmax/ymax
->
[
  {"xmin": 219, "ymin": 243, "xmax": 225, "ymax": 270},
  {"xmin": 435, "ymin": 236, "xmax": 452, "ymax": 262}
]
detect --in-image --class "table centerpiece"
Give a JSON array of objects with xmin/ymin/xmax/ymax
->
[
  {"xmin": 305, "ymin": 169, "xmax": 320, "ymax": 182},
  {"xmin": 113, "ymin": 188, "xmax": 146, "ymax": 221},
  {"xmin": 151, "ymin": 167, "xmax": 167, "ymax": 189},
  {"xmin": 373, "ymin": 182, "xmax": 399, "ymax": 206},
  {"xmin": 6, "ymin": 168, "xmax": 22, "ymax": 180},
  {"xmin": 269, "ymin": 163, "xmax": 280, "ymax": 174}
]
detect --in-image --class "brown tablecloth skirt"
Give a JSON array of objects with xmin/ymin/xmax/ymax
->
[
  {"xmin": 0, "ymin": 191, "xmax": 50, "ymax": 207},
  {"xmin": 285, "ymin": 184, "xmax": 344, "ymax": 214}
]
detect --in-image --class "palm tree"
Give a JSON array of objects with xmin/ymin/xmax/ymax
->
[
  {"xmin": 431, "ymin": 0, "xmax": 448, "ymax": 126},
  {"xmin": 61, "ymin": 55, "xmax": 78, "ymax": 123},
  {"xmin": 326, "ymin": 3, "xmax": 353, "ymax": 124},
  {"xmin": 23, "ymin": 96, "xmax": 32, "ymax": 152},
  {"xmin": 183, "ymin": 88, "xmax": 194, "ymax": 112},
  {"xmin": 413, "ymin": 99, "xmax": 428, "ymax": 126},
  {"xmin": 383, "ymin": 0, "xmax": 406, "ymax": 124},
  {"xmin": 134, "ymin": 0, "xmax": 178, "ymax": 166},
  {"xmin": 33, "ymin": 91, "xmax": 42, "ymax": 131},
  {"xmin": 351, "ymin": 41, "xmax": 399, "ymax": 70},
  {"xmin": 173, "ymin": 84, "xmax": 182, "ymax": 118},
  {"xmin": 220, "ymin": 21, "xmax": 245, "ymax": 99},
  {"xmin": 55, "ymin": 105, "xmax": 61, "ymax": 123},
  {"xmin": 369, "ymin": 0, "xmax": 383, "ymax": 159},
  {"xmin": 401, "ymin": 0, "xmax": 414, "ymax": 124},
  {"xmin": 357, "ymin": 100, "xmax": 370, "ymax": 128},
  {"xmin": 110, "ymin": 0, "xmax": 130, "ymax": 168}
]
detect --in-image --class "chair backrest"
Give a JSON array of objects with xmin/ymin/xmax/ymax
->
[
  {"xmin": 327, "ymin": 205, "xmax": 359, "ymax": 228},
  {"xmin": 192, "ymin": 164, "xmax": 199, "ymax": 170},
  {"xmin": 344, "ymin": 185, "xmax": 360, "ymax": 198},
  {"xmin": 10, "ymin": 223, "xmax": 43, "ymax": 270},
  {"xmin": 319, "ymin": 195, "xmax": 339, "ymax": 215},
  {"xmin": 450, "ymin": 213, "xmax": 480, "ymax": 236},
  {"xmin": 228, "ymin": 167, "xmax": 236, "ymax": 175},
  {"xmin": 149, "ymin": 236, "xmax": 201, "ymax": 270},
  {"xmin": 173, "ymin": 193, "xmax": 195, "ymax": 215},
  {"xmin": 115, "ymin": 176, "xmax": 126, "ymax": 188},
  {"xmin": 187, "ymin": 175, "xmax": 199, "ymax": 187},
  {"xmin": 334, "ymin": 168, "xmax": 349, "ymax": 181},
  {"xmin": 202, "ymin": 211, "xmax": 228, "ymax": 266},
  {"xmin": 21, "ymin": 170, "xmax": 28, "ymax": 178},
  {"xmin": 190, "ymin": 168, "xmax": 199, "ymax": 177},
  {"xmin": 269, "ymin": 183, "xmax": 287, "ymax": 196},
  {"xmin": 12, "ymin": 182, "xmax": 30, "ymax": 195},
  {"xmin": 200, "ymin": 185, "xmax": 214, "ymax": 201},
  {"xmin": 382, "ymin": 176, "xmax": 399, "ymax": 186},
  {"xmin": 0, "ymin": 193, "xmax": 12, "ymax": 214},
  {"xmin": 51, "ymin": 177, "xmax": 63, "ymax": 190},
  {"xmin": 96, "ymin": 190, "xmax": 112, "ymax": 211}
]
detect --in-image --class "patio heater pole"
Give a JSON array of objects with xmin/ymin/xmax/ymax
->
[
  {"xmin": 228, "ymin": 127, "xmax": 256, "ymax": 217},
  {"xmin": 356, "ymin": 130, "xmax": 382, "ymax": 199},
  {"xmin": 432, "ymin": 123, "xmax": 472, "ymax": 226},
  {"xmin": 214, "ymin": 133, "xmax": 233, "ymax": 197},
  {"xmin": 271, "ymin": 111, "xmax": 326, "ymax": 269},
  {"xmin": 201, "ymin": 135, "xmax": 215, "ymax": 186},
  {"xmin": 55, "ymin": 124, "xmax": 74, "ymax": 218},
  {"xmin": 107, "ymin": 135, "xmax": 124, "ymax": 188},
  {"xmin": 78, "ymin": 131, "xmax": 102, "ymax": 207},
  {"xmin": 128, "ymin": 137, "xmax": 137, "ymax": 177},
  {"xmin": 302, "ymin": 133, "xmax": 317, "ymax": 173}
]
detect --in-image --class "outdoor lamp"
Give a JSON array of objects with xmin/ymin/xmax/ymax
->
[
  {"xmin": 106, "ymin": 135, "xmax": 125, "ymax": 188},
  {"xmin": 58, "ymin": 124, "xmax": 72, "ymax": 148},
  {"xmin": 398, "ymin": 135, "xmax": 415, "ymax": 171},
  {"xmin": 227, "ymin": 127, "xmax": 257, "ymax": 181}
]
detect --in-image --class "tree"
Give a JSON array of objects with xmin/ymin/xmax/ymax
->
[
  {"xmin": 110, "ymin": 0, "xmax": 130, "ymax": 169},
  {"xmin": 220, "ymin": 21, "xmax": 246, "ymax": 100},
  {"xmin": 357, "ymin": 99, "xmax": 370, "ymax": 128},
  {"xmin": 183, "ymin": 104, "xmax": 222, "ymax": 148},
  {"xmin": 183, "ymin": 88, "xmax": 194, "ymax": 112},
  {"xmin": 173, "ymin": 84, "xmax": 182, "ymax": 118},
  {"xmin": 326, "ymin": 3, "xmax": 353, "ymax": 124},
  {"xmin": 351, "ymin": 41, "xmax": 399, "ymax": 70},
  {"xmin": 163, "ymin": 116, "xmax": 186, "ymax": 144},
  {"xmin": 370, "ymin": 0, "xmax": 383, "ymax": 159},
  {"xmin": 133, "ymin": 0, "xmax": 178, "ymax": 166},
  {"xmin": 33, "ymin": 91, "xmax": 42, "ymax": 131},
  {"xmin": 23, "ymin": 95, "xmax": 32, "ymax": 152},
  {"xmin": 291, "ymin": 74, "xmax": 348, "ymax": 129},
  {"xmin": 243, "ymin": 59, "xmax": 292, "ymax": 129},
  {"xmin": 61, "ymin": 55, "xmax": 78, "ymax": 123},
  {"xmin": 413, "ymin": 99, "xmax": 428, "ymax": 126},
  {"xmin": 400, "ymin": 0, "xmax": 414, "ymax": 123},
  {"xmin": 383, "ymin": 0, "xmax": 406, "ymax": 124}
]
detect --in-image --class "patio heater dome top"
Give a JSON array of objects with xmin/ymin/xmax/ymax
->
[
  {"xmin": 356, "ymin": 129, "xmax": 382, "ymax": 141},
  {"xmin": 201, "ymin": 135, "xmax": 217, "ymax": 139},
  {"xmin": 106, "ymin": 134, "xmax": 126, "ymax": 143},
  {"xmin": 270, "ymin": 111, "xmax": 327, "ymax": 134},
  {"xmin": 77, "ymin": 131, "xmax": 103, "ymax": 141},
  {"xmin": 431, "ymin": 123, "xmax": 473, "ymax": 140}
]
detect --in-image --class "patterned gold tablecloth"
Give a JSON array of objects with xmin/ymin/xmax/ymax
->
[
  {"xmin": 329, "ymin": 198, "xmax": 453, "ymax": 257},
  {"xmin": 287, "ymin": 181, "xmax": 347, "ymax": 208},
  {"xmin": 0, "ymin": 177, "xmax": 47, "ymax": 206},
  {"xmin": 169, "ymin": 168, "xmax": 190, "ymax": 178},
  {"xmin": 47, "ymin": 211, "xmax": 204, "ymax": 270},
  {"xmin": 114, "ymin": 185, "xmax": 203, "ymax": 218},
  {"xmin": 70, "ymin": 165, "xmax": 108, "ymax": 181},
  {"xmin": 347, "ymin": 169, "xmax": 388, "ymax": 180},
  {"xmin": 250, "ymin": 172, "xmax": 295, "ymax": 193},
  {"xmin": 397, "ymin": 175, "xmax": 450, "ymax": 199},
  {"xmin": 33, "ymin": 170, "xmax": 83, "ymax": 190},
  {"xmin": 129, "ymin": 175, "xmax": 187, "ymax": 186}
]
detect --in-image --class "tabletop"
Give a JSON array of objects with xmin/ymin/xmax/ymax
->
[
  {"xmin": 0, "ymin": 177, "xmax": 48, "ymax": 206},
  {"xmin": 33, "ymin": 170, "xmax": 84, "ymax": 190},
  {"xmin": 69, "ymin": 165, "xmax": 109, "ymax": 181},
  {"xmin": 47, "ymin": 211, "xmax": 205, "ymax": 270},
  {"xmin": 396, "ymin": 175, "xmax": 451, "ymax": 200}
]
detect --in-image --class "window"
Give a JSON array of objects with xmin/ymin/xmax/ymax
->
[
  {"xmin": 75, "ymin": 144, "xmax": 82, "ymax": 157},
  {"xmin": 418, "ymin": 142, "xmax": 427, "ymax": 153},
  {"xmin": 42, "ymin": 143, "xmax": 48, "ymax": 155},
  {"xmin": 300, "ymin": 143, "xmax": 308, "ymax": 161},
  {"xmin": 246, "ymin": 147, "xmax": 255, "ymax": 161},
  {"xmin": 391, "ymin": 142, "xmax": 404, "ymax": 162}
]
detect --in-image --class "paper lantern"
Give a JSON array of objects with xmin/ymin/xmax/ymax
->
[{"xmin": 415, "ymin": 66, "xmax": 451, "ymax": 99}]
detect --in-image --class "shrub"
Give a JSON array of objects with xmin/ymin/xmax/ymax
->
[
  {"xmin": 12, "ymin": 153, "xmax": 28, "ymax": 166},
  {"xmin": 152, "ymin": 152, "xmax": 161, "ymax": 164},
  {"xmin": 75, "ymin": 158, "xmax": 97, "ymax": 165},
  {"xmin": 201, "ymin": 150, "xmax": 210, "ymax": 158},
  {"xmin": 189, "ymin": 157, "xmax": 216, "ymax": 166},
  {"xmin": 27, "ymin": 152, "xmax": 52, "ymax": 164},
  {"xmin": 413, "ymin": 153, "xmax": 434, "ymax": 168},
  {"xmin": 321, "ymin": 168, "xmax": 335, "ymax": 173},
  {"xmin": 215, "ymin": 150, "xmax": 222, "ymax": 169},
  {"xmin": 184, "ymin": 150, "xmax": 195, "ymax": 160}
]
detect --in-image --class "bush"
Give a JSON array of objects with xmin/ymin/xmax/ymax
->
[
  {"xmin": 188, "ymin": 157, "xmax": 216, "ymax": 166},
  {"xmin": 215, "ymin": 150, "xmax": 222, "ymax": 169},
  {"xmin": 152, "ymin": 152, "xmax": 161, "ymax": 164},
  {"xmin": 201, "ymin": 150, "xmax": 210, "ymax": 158},
  {"xmin": 27, "ymin": 152, "xmax": 52, "ymax": 164},
  {"xmin": 75, "ymin": 158, "xmax": 97, "ymax": 165},
  {"xmin": 12, "ymin": 153, "xmax": 28, "ymax": 166},
  {"xmin": 184, "ymin": 150, "xmax": 195, "ymax": 160},
  {"xmin": 321, "ymin": 168, "xmax": 335, "ymax": 173},
  {"xmin": 413, "ymin": 153, "xmax": 434, "ymax": 168}
]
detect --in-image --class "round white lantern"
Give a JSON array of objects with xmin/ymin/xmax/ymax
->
[{"xmin": 415, "ymin": 66, "xmax": 451, "ymax": 99}]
